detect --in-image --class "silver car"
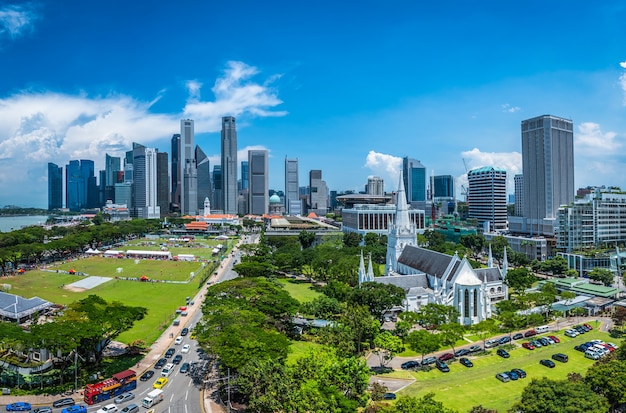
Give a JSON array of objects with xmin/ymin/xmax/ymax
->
[
  {"xmin": 114, "ymin": 392, "xmax": 135, "ymax": 404},
  {"xmin": 120, "ymin": 404, "xmax": 139, "ymax": 413}
]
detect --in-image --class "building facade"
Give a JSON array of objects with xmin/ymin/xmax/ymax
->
[
  {"xmin": 432, "ymin": 175, "xmax": 454, "ymax": 199},
  {"xmin": 514, "ymin": 174, "xmax": 524, "ymax": 217},
  {"xmin": 132, "ymin": 143, "xmax": 160, "ymax": 219},
  {"xmin": 180, "ymin": 119, "xmax": 197, "ymax": 216},
  {"xmin": 196, "ymin": 145, "xmax": 211, "ymax": 213},
  {"xmin": 366, "ymin": 176, "xmax": 385, "ymax": 196},
  {"xmin": 309, "ymin": 170, "xmax": 329, "ymax": 216},
  {"xmin": 403, "ymin": 157, "xmax": 427, "ymax": 205},
  {"xmin": 156, "ymin": 152, "xmax": 169, "ymax": 218},
  {"xmin": 65, "ymin": 159, "xmax": 95, "ymax": 212},
  {"xmin": 285, "ymin": 157, "xmax": 301, "ymax": 215},
  {"xmin": 221, "ymin": 116, "xmax": 238, "ymax": 214},
  {"xmin": 48, "ymin": 163, "xmax": 63, "ymax": 210},
  {"xmin": 248, "ymin": 150, "xmax": 269, "ymax": 215},
  {"xmin": 170, "ymin": 133, "xmax": 181, "ymax": 212},
  {"xmin": 467, "ymin": 166, "xmax": 507, "ymax": 232}
]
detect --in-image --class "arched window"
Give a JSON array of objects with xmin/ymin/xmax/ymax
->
[
  {"xmin": 464, "ymin": 289, "xmax": 470, "ymax": 318},
  {"xmin": 490, "ymin": 288, "xmax": 495, "ymax": 294},
  {"xmin": 473, "ymin": 289, "xmax": 478, "ymax": 317},
  {"xmin": 497, "ymin": 287, "xmax": 502, "ymax": 293}
]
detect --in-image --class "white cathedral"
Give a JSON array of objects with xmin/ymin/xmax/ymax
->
[{"xmin": 358, "ymin": 170, "xmax": 508, "ymax": 326}]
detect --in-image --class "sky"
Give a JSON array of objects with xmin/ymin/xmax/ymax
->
[{"xmin": 2, "ymin": 1, "xmax": 626, "ymax": 208}]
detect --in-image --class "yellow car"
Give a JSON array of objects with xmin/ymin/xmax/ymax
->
[
  {"xmin": 153, "ymin": 377, "xmax": 169, "ymax": 389},
  {"xmin": 190, "ymin": 331, "xmax": 197, "ymax": 339}
]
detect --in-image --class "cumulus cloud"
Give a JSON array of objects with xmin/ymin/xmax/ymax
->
[
  {"xmin": 620, "ymin": 61, "xmax": 626, "ymax": 105},
  {"xmin": 0, "ymin": 61, "xmax": 285, "ymax": 206},
  {"xmin": 363, "ymin": 151, "xmax": 403, "ymax": 188},
  {"xmin": 575, "ymin": 122, "xmax": 620, "ymax": 155},
  {"xmin": 501, "ymin": 103, "xmax": 520, "ymax": 113},
  {"xmin": 459, "ymin": 148, "xmax": 522, "ymax": 196},
  {"xmin": 0, "ymin": 3, "xmax": 39, "ymax": 42}
]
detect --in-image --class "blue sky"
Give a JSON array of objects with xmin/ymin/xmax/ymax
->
[{"xmin": 2, "ymin": 1, "xmax": 626, "ymax": 208}]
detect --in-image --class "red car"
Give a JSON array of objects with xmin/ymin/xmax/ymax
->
[
  {"xmin": 524, "ymin": 329, "xmax": 537, "ymax": 338},
  {"xmin": 438, "ymin": 353, "xmax": 455, "ymax": 362},
  {"xmin": 548, "ymin": 335, "xmax": 560, "ymax": 343},
  {"xmin": 583, "ymin": 323, "xmax": 593, "ymax": 330},
  {"xmin": 522, "ymin": 342, "xmax": 535, "ymax": 350}
]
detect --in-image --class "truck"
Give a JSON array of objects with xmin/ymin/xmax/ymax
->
[{"xmin": 142, "ymin": 389, "xmax": 164, "ymax": 409}]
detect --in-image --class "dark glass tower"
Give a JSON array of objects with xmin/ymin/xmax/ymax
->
[{"xmin": 48, "ymin": 163, "xmax": 63, "ymax": 210}]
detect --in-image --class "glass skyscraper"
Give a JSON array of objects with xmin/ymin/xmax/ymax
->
[
  {"xmin": 248, "ymin": 150, "xmax": 268, "ymax": 215},
  {"xmin": 221, "ymin": 116, "xmax": 238, "ymax": 214},
  {"xmin": 403, "ymin": 157, "xmax": 426, "ymax": 204},
  {"xmin": 48, "ymin": 162, "xmax": 63, "ymax": 210}
]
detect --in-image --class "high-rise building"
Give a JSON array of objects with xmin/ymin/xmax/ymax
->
[
  {"xmin": 170, "ymin": 133, "xmax": 181, "ymax": 212},
  {"xmin": 403, "ymin": 157, "xmax": 427, "ymax": 205},
  {"xmin": 212, "ymin": 165, "xmax": 223, "ymax": 213},
  {"xmin": 514, "ymin": 174, "xmax": 524, "ymax": 217},
  {"xmin": 196, "ymin": 145, "xmax": 211, "ymax": 213},
  {"xmin": 248, "ymin": 150, "xmax": 269, "ymax": 215},
  {"xmin": 48, "ymin": 162, "xmax": 63, "ymax": 210},
  {"xmin": 180, "ymin": 120, "xmax": 197, "ymax": 216},
  {"xmin": 156, "ymin": 152, "xmax": 169, "ymax": 218},
  {"xmin": 467, "ymin": 166, "xmax": 507, "ymax": 232},
  {"xmin": 309, "ymin": 170, "xmax": 328, "ymax": 216},
  {"xmin": 521, "ymin": 114, "xmax": 574, "ymax": 235},
  {"xmin": 104, "ymin": 154, "xmax": 121, "ymax": 203},
  {"xmin": 65, "ymin": 159, "xmax": 95, "ymax": 212},
  {"xmin": 240, "ymin": 161, "xmax": 249, "ymax": 191},
  {"xmin": 432, "ymin": 175, "xmax": 454, "ymax": 199},
  {"xmin": 132, "ymin": 143, "xmax": 160, "ymax": 218},
  {"xmin": 366, "ymin": 176, "xmax": 385, "ymax": 196},
  {"xmin": 221, "ymin": 116, "xmax": 238, "ymax": 214},
  {"xmin": 285, "ymin": 157, "xmax": 301, "ymax": 215}
]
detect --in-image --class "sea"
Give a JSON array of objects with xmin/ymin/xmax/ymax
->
[{"xmin": 0, "ymin": 215, "xmax": 49, "ymax": 233}]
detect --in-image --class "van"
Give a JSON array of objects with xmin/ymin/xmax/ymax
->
[
  {"xmin": 536, "ymin": 325, "xmax": 549, "ymax": 334},
  {"xmin": 161, "ymin": 363, "xmax": 175, "ymax": 377},
  {"xmin": 551, "ymin": 353, "xmax": 568, "ymax": 363},
  {"xmin": 173, "ymin": 319, "xmax": 180, "ymax": 326}
]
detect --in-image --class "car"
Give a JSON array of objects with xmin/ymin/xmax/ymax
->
[
  {"xmin": 165, "ymin": 348, "xmax": 175, "ymax": 358},
  {"xmin": 540, "ymin": 359, "xmax": 556, "ymax": 368},
  {"xmin": 154, "ymin": 358, "xmax": 167, "ymax": 369},
  {"xmin": 174, "ymin": 336, "xmax": 183, "ymax": 345},
  {"xmin": 181, "ymin": 327, "xmax": 189, "ymax": 336},
  {"xmin": 173, "ymin": 354, "xmax": 183, "ymax": 364},
  {"xmin": 468, "ymin": 345, "xmax": 482, "ymax": 353},
  {"xmin": 548, "ymin": 335, "xmax": 560, "ymax": 343},
  {"xmin": 180, "ymin": 362, "xmax": 190, "ymax": 374},
  {"xmin": 61, "ymin": 407, "xmax": 87, "ymax": 413},
  {"xmin": 524, "ymin": 329, "xmax": 537, "ymax": 338},
  {"xmin": 512, "ymin": 333, "xmax": 524, "ymax": 340},
  {"xmin": 497, "ymin": 349, "xmax": 510, "ymax": 358},
  {"xmin": 564, "ymin": 329, "xmax": 578, "ymax": 338},
  {"xmin": 401, "ymin": 360, "xmax": 420, "ymax": 369},
  {"xmin": 530, "ymin": 340, "xmax": 542, "ymax": 348},
  {"xmin": 53, "ymin": 398, "xmax": 75, "ymax": 408},
  {"xmin": 574, "ymin": 345, "xmax": 586, "ymax": 352},
  {"xmin": 33, "ymin": 408, "xmax": 53, "ymax": 413},
  {"xmin": 181, "ymin": 311, "xmax": 188, "ymax": 316},
  {"xmin": 140, "ymin": 370, "xmax": 155, "ymax": 381},
  {"xmin": 538, "ymin": 338, "xmax": 550, "ymax": 346},
  {"xmin": 96, "ymin": 404, "xmax": 118, "ymax": 413},
  {"xmin": 6, "ymin": 402, "xmax": 31, "ymax": 411},
  {"xmin": 507, "ymin": 370, "xmax": 519, "ymax": 380},
  {"xmin": 545, "ymin": 337, "xmax": 555, "ymax": 345},
  {"xmin": 435, "ymin": 359, "xmax": 450, "ymax": 372},
  {"xmin": 459, "ymin": 357, "xmax": 473, "ymax": 367},
  {"xmin": 583, "ymin": 323, "xmax": 593, "ymax": 330},
  {"xmin": 114, "ymin": 392, "xmax": 135, "ymax": 404},
  {"xmin": 511, "ymin": 368, "xmax": 527, "ymax": 378},
  {"xmin": 585, "ymin": 350, "xmax": 600, "ymax": 360},
  {"xmin": 120, "ymin": 404, "xmax": 139, "ymax": 413},
  {"xmin": 383, "ymin": 393, "xmax": 397, "ymax": 400},
  {"xmin": 485, "ymin": 339, "xmax": 500, "ymax": 348},
  {"xmin": 499, "ymin": 336, "xmax": 511, "ymax": 345},
  {"xmin": 495, "ymin": 372, "xmax": 510, "ymax": 382},
  {"xmin": 181, "ymin": 344, "xmax": 190, "ymax": 354},
  {"xmin": 574, "ymin": 325, "xmax": 586, "ymax": 334},
  {"xmin": 153, "ymin": 377, "xmax": 169, "ymax": 389},
  {"xmin": 552, "ymin": 353, "xmax": 568, "ymax": 363},
  {"xmin": 522, "ymin": 342, "xmax": 535, "ymax": 350},
  {"xmin": 421, "ymin": 356, "xmax": 437, "ymax": 365},
  {"xmin": 580, "ymin": 324, "xmax": 590, "ymax": 332},
  {"xmin": 454, "ymin": 349, "xmax": 470, "ymax": 357},
  {"xmin": 190, "ymin": 331, "xmax": 197, "ymax": 339},
  {"xmin": 438, "ymin": 353, "xmax": 455, "ymax": 362}
]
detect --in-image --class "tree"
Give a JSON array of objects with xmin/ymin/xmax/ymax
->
[
  {"xmin": 490, "ymin": 236, "xmax": 508, "ymax": 265},
  {"xmin": 350, "ymin": 282, "xmax": 405, "ymax": 322},
  {"xmin": 343, "ymin": 232, "xmax": 362, "ymax": 248},
  {"xmin": 423, "ymin": 230, "xmax": 446, "ymax": 252},
  {"xmin": 232, "ymin": 261, "xmax": 276, "ymax": 278},
  {"xmin": 587, "ymin": 267, "xmax": 614, "ymax": 286},
  {"xmin": 373, "ymin": 331, "xmax": 404, "ymax": 367},
  {"xmin": 406, "ymin": 329, "xmax": 441, "ymax": 362},
  {"xmin": 459, "ymin": 234, "xmax": 485, "ymax": 258},
  {"xmin": 417, "ymin": 303, "xmax": 460, "ymax": 328},
  {"xmin": 234, "ymin": 358, "xmax": 294, "ymax": 412},
  {"xmin": 380, "ymin": 392, "xmax": 458, "ymax": 413},
  {"xmin": 438, "ymin": 322, "xmax": 465, "ymax": 353},
  {"xmin": 299, "ymin": 295, "xmax": 344, "ymax": 320},
  {"xmin": 512, "ymin": 377, "xmax": 609, "ymax": 413},
  {"xmin": 505, "ymin": 267, "xmax": 537, "ymax": 294},
  {"xmin": 612, "ymin": 306, "xmax": 626, "ymax": 327},
  {"xmin": 585, "ymin": 359, "xmax": 626, "ymax": 410},
  {"xmin": 468, "ymin": 406, "xmax": 498, "ymax": 413},
  {"xmin": 541, "ymin": 256, "xmax": 569, "ymax": 276},
  {"xmin": 298, "ymin": 230, "xmax": 316, "ymax": 249},
  {"xmin": 472, "ymin": 319, "xmax": 498, "ymax": 348}
]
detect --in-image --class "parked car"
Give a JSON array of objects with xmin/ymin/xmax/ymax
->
[
  {"xmin": 530, "ymin": 340, "xmax": 542, "ymax": 348},
  {"xmin": 140, "ymin": 370, "xmax": 155, "ymax": 381},
  {"xmin": 401, "ymin": 360, "xmax": 420, "ymax": 369},
  {"xmin": 61, "ymin": 407, "xmax": 87, "ymax": 413},
  {"xmin": 548, "ymin": 335, "xmax": 560, "ymax": 343},
  {"xmin": 173, "ymin": 354, "xmax": 183, "ymax": 364},
  {"xmin": 421, "ymin": 357, "xmax": 437, "ymax": 365},
  {"xmin": 454, "ymin": 349, "xmax": 470, "ymax": 357},
  {"xmin": 485, "ymin": 339, "xmax": 500, "ymax": 348},
  {"xmin": 438, "ymin": 353, "xmax": 455, "ymax": 362},
  {"xmin": 564, "ymin": 329, "xmax": 578, "ymax": 338},
  {"xmin": 174, "ymin": 336, "xmax": 183, "ymax": 345},
  {"xmin": 497, "ymin": 349, "xmax": 510, "ymax": 358},
  {"xmin": 507, "ymin": 370, "xmax": 519, "ymax": 380},
  {"xmin": 495, "ymin": 372, "xmax": 510, "ymax": 382},
  {"xmin": 180, "ymin": 362, "xmax": 190, "ymax": 374},
  {"xmin": 552, "ymin": 353, "xmax": 568, "ymax": 363},
  {"xmin": 511, "ymin": 368, "xmax": 527, "ymax": 378},
  {"xmin": 538, "ymin": 338, "xmax": 550, "ymax": 346},
  {"xmin": 522, "ymin": 342, "xmax": 535, "ymax": 350},
  {"xmin": 545, "ymin": 337, "xmax": 555, "ymax": 345},
  {"xmin": 114, "ymin": 392, "xmax": 135, "ymax": 404},
  {"xmin": 459, "ymin": 357, "xmax": 473, "ymax": 367},
  {"xmin": 154, "ymin": 358, "xmax": 167, "ymax": 369},
  {"xmin": 435, "ymin": 359, "xmax": 450, "ymax": 372},
  {"xmin": 524, "ymin": 329, "xmax": 537, "ymax": 338},
  {"xmin": 585, "ymin": 350, "xmax": 600, "ymax": 360},
  {"xmin": 499, "ymin": 336, "xmax": 511, "ymax": 345},
  {"xmin": 53, "ymin": 398, "xmax": 75, "ymax": 408},
  {"xmin": 512, "ymin": 333, "xmax": 524, "ymax": 340},
  {"xmin": 573, "ymin": 325, "xmax": 586, "ymax": 334},
  {"xmin": 583, "ymin": 323, "xmax": 593, "ymax": 330},
  {"xmin": 6, "ymin": 402, "xmax": 31, "ymax": 411},
  {"xmin": 120, "ymin": 404, "xmax": 139, "ymax": 413},
  {"xmin": 181, "ymin": 327, "xmax": 189, "ymax": 336},
  {"xmin": 580, "ymin": 324, "xmax": 590, "ymax": 332},
  {"xmin": 540, "ymin": 359, "xmax": 556, "ymax": 368},
  {"xmin": 383, "ymin": 393, "xmax": 397, "ymax": 400},
  {"xmin": 468, "ymin": 345, "xmax": 482, "ymax": 353}
]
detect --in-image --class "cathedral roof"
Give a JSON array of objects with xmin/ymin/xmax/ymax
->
[
  {"xmin": 398, "ymin": 246, "xmax": 455, "ymax": 279},
  {"xmin": 455, "ymin": 263, "xmax": 482, "ymax": 286},
  {"xmin": 474, "ymin": 267, "xmax": 503, "ymax": 283},
  {"xmin": 372, "ymin": 272, "xmax": 429, "ymax": 291}
]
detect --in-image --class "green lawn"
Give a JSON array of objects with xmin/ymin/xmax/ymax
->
[
  {"xmin": 287, "ymin": 340, "xmax": 322, "ymax": 364},
  {"xmin": 277, "ymin": 278, "xmax": 321, "ymax": 303},
  {"xmin": 391, "ymin": 327, "xmax": 613, "ymax": 412}
]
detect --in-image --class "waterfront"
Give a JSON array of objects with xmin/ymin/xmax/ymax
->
[{"xmin": 0, "ymin": 215, "xmax": 48, "ymax": 233}]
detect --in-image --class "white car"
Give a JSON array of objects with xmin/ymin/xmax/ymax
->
[
  {"xmin": 97, "ymin": 404, "xmax": 118, "ymax": 413},
  {"xmin": 181, "ymin": 344, "xmax": 190, "ymax": 354},
  {"xmin": 174, "ymin": 336, "xmax": 183, "ymax": 345},
  {"xmin": 564, "ymin": 329, "xmax": 578, "ymax": 338}
]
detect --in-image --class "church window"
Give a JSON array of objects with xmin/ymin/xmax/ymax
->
[
  {"xmin": 473, "ymin": 289, "xmax": 478, "ymax": 317},
  {"xmin": 497, "ymin": 287, "xmax": 502, "ymax": 293},
  {"xmin": 463, "ymin": 289, "xmax": 469, "ymax": 318},
  {"xmin": 490, "ymin": 288, "xmax": 494, "ymax": 294}
]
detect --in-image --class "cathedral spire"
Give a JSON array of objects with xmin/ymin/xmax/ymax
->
[
  {"xmin": 395, "ymin": 168, "xmax": 410, "ymax": 230},
  {"xmin": 385, "ymin": 167, "xmax": 418, "ymax": 275},
  {"xmin": 366, "ymin": 252, "xmax": 375, "ymax": 282},
  {"xmin": 487, "ymin": 244, "xmax": 493, "ymax": 268},
  {"xmin": 502, "ymin": 246, "xmax": 508, "ymax": 278},
  {"xmin": 358, "ymin": 250, "xmax": 366, "ymax": 286}
]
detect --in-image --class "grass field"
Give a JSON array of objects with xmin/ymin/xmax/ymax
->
[
  {"xmin": 287, "ymin": 340, "xmax": 322, "ymax": 364},
  {"xmin": 388, "ymin": 327, "xmax": 613, "ymax": 412},
  {"xmin": 277, "ymin": 278, "xmax": 321, "ymax": 303}
]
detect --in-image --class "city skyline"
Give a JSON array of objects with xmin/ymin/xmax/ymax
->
[{"xmin": 2, "ymin": 2, "xmax": 626, "ymax": 207}]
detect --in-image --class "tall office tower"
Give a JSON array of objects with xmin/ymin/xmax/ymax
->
[
  {"xmin": 132, "ymin": 143, "xmax": 160, "ymax": 218},
  {"xmin": 366, "ymin": 176, "xmax": 385, "ymax": 196},
  {"xmin": 196, "ymin": 145, "xmax": 211, "ymax": 213},
  {"xmin": 180, "ymin": 120, "xmax": 197, "ymax": 216},
  {"xmin": 221, "ymin": 116, "xmax": 238, "ymax": 214},
  {"xmin": 47, "ymin": 162, "xmax": 63, "ymax": 210},
  {"xmin": 285, "ymin": 157, "xmax": 300, "ymax": 215},
  {"xmin": 521, "ymin": 115, "xmax": 574, "ymax": 235},
  {"xmin": 104, "ymin": 154, "xmax": 121, "ymax": 202},
  {"xmin": 402, "ymin": 157, "xmax": 427, "ymax": 205},
  {"xmin": 240, "ymin": 161, "xmax": 249, "ymax": 191},
  {"xmin": 248, "ymin": 150, "xmax": 269, "ymax": 215},
  {"xmin": 514, "ymin": 174, "xmax": 524, "ymax": 217},
  {"xmin": 309, "ymin": 170, "xmax": 329, "ymax": 215},
  {"xmin": 212, "ymin": 165, "xmax": 223, "ymax": 212},
  {"xmin": 156, "ymin": 152, "xmax": 169, "ymax": 218},
  {"xmin": 467, "ymin": 166, "xmax": 507, "ymax": 232},
  {"xmin": 170, "ymin": 133, "xmax": 181, "ymax": 212},
  {"xmin": 432, "ymin": 175, "xmax": 455, "ymax": 198},
  {"xmin": 65, "ymin": 159, "xmax": 95, "ymax": 211}
]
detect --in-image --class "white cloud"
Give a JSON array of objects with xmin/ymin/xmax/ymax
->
[
  {"xmin": 459, "ymin": 148, "xmax": 522, "ymax": 197},
  {"xmin": 0, "ymin": 61, "xmax": 286, "ymax": 207},
  {"xmin": 620, "ymin": 61, "xmax": 626, "ymax": 69},
  {"xmin": 363, "ymin": 151, "xmax": 403, "ymax": 189},
  {"xmin": 501, "ymin": 103, "xmax": 520, "ymax": 113},
  {"xmin": 575, "ymin": 122, "xmax": 620, "ymax": 155},
  {"xmin": 0, "ymin": 3, "xmax": 38, "ymax": 42},
  {"xmin": 620, "ymin": 61, "xmax": 626, "ymax": 105}
]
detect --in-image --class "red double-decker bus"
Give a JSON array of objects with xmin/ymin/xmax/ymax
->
[{"xmin": 84, "ymin": 369, "xmax": 137, "ymax": 405}]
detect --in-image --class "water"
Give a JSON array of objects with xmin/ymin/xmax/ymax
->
[{"xmin": 0, "ymin": 215, "xmax": 48, "ymax": 233}]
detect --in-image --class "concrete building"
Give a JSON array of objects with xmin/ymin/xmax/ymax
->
[
  {"xmin": 196, "ymin": 145, "xmax": 211, "ymax": 213},
  {"xmin": 285, "ymin": 157, "xmax": 301, "ymax": 215},
  {"xmin": 309, "ymin": 170, "xmax": 328, "ymax": 216},
  {"xmin": 132, "ymin": 143, "xmax": 160, "ymax": 219},
  {"xmin": 170, "ymin": 133, "xmax": 181, "ymax": 212},
  {"xmin": 156, "ymin": 152, "xmax": 168, "ymax": 218},
  {"xmin": 514, "ymin": 174, "xmax": 524, "ymax": 217},
  {"xmin": 221, "ymin": 116, "xmax": 238, "ymax": 214},
  {"xmin": 366, "ymin": 176, "xmax": 385, "ymax": 196},
  {"xmin": 248, "ymin": 150, "xmax": 269, "ymax": 215},
  {"xmin": 467, "ymin": 166, "xmax": 507, "ymax": 232},
  {"xmin": 180, "ymin": 119, "xmax": 198, "ymax": 216}
]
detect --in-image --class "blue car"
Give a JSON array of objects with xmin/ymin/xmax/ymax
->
[
  {"xmin": 6, "ymin": 402, "xmax": 31, "ymax": 411},
  {"xmin": 61, "ymin": 406, "xmax": 87, "ymax": 413}
]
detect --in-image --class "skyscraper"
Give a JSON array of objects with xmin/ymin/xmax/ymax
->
[
  {"xmin": 104, "ymin": 154, "xmax": 121, "ymax": 203},
  {"xmin": 467, "ymin": 166, "xmax": 507, "ymax": 232},
  {"xmin": 240, "ymin": 161, "xmax": 249, "ymax": 191},
  {"xmin": 132, "ymin": 143, "xmax": 160, "ymax": 218},
  {"xmin": 212, "ymin": 165, "xmax": 223, "ymax": 213},
  {"xmin": 180, "ymin": 120, "xmax": 197, "ymax": 216},
  {"xmin": 514, "ymin": 174, "xmax": 524, "ymax": 217},
  {"xmin": 156, "ymin": 152, "xmax": 169, "ymax": 218},
  {"xmin": 285, "ymin": 157, "xmax": 300, "ymax": 215},
  {"xmin": 366, "ymin": 176, "xmax": 384, "ymax": 196},
  {"xmin": 170, "ymin": 133, "xmax": 181, "ymax": 212},
  {"xmin": 403, "ymin": 157, "xmax": 427, "ymax": 205},
  {"xmin": 48, "ymin": 162, "xmax": 63, "ymax": 210},
  {"xmin": 521, "ymin": 115, "xmax": 574, "ymax": 235},
  {"xmin": 248, "ymin": 150, "xmax": 269, "ymax": 215},
  {"xmin": 432, "ymin": 175, "xmax": 455, "ymax": 199},
  {"xmin": 221, "ymin": 116, "xmax": 238, "ymax": 214},
  {"xmin": 309, "ymin": 170, "xmax": 328, "ymax": 216},
  {"xmin": 65, "ymin": 159, "xmax": 94, "ymax": 211},
  {"xmin": 196, "ymin": 145, "xmax": 211, "ymax": 213}
]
